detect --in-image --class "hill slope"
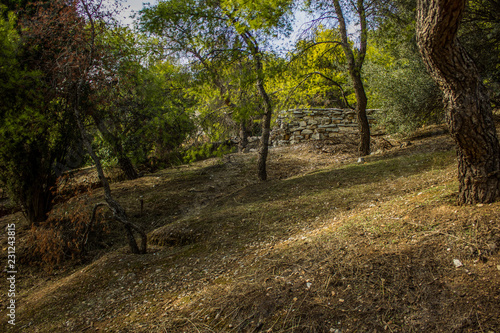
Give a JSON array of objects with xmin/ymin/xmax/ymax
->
[{"xmin": 1, "ymin": 130, "xmax": 500, "ymax": 332}]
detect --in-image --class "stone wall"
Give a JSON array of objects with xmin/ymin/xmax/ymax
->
[{"xmin": 271, "ymin": 108, "xmax": 377, "ymax": 146}]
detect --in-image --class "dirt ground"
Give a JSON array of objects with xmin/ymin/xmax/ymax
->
[{"xmin": 1, "ymin": 127, "xmax": 499, "ymax": 332}]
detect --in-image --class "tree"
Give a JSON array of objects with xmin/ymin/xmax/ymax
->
[
  {"xmin": 0, "ymin": 4, "xmax": 82, "ymax": 225},
  {"xmin": 416, "ymin": 0, "xmax": 500, "ymax": 204},
  {"xmin": 91, "ymin": 28, "xmax": 195, "ymax": 175},
  {"xmin": 305, "ymin": 0, "xmax": 372, "ymax": 156},
  {"xmin": 189, "ymin": 57, "xmax": 261, "ymax": 153},
  {"xmin": 18, "ymin": 0, "xmax": 147, "ymax": 252},
  {"xmin": 140, "ymin": 0, "xmax": 293, "ymax": 180},
  {"xmin": 75, "ymin": 0, "xmax": 148, "ymax": 253}
]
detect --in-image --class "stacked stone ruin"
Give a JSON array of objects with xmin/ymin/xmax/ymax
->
[{"xmin": 271, "ymin": 108, "xmax": 377, "ymax": 146}]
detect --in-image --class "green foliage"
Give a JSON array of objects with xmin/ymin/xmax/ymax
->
[
  {"xmin": 274, "ymin": 27, "xmax": 353, "ymax": 110},
  {"xmin": 364, "ymin": 1, "xmax": 444, "ymax": 134},
  {"xmin": 219, "ymin": 0, "xmax": 293, "ymax": 36},
  {"xmin": 140, "ymin": 0, "xmax": 292, "ymax": 157},
  {"xmin": 461, "ymin": 0, "xmax": 500, "ymax": 106},
  {"xmin": 364, "ymin": 42, "xmax": 443, "ymax": 134},
  {"xmin": 90, "ymin": 27, "xmax": 196, "ymax": 170},
  {"xmin": 0, "ymin": 6, "xmax": 80, "ymax": 223},
  {"xmin": 182, "ymin": 141, "xmax": 235, "ymax": 164}
]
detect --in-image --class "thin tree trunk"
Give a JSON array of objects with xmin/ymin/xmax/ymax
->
[
  {"xmin": 75, "ymin": 107, "xmax": 147, "ymax": 253},
  {"xmin": 352, "ymin": 74, "xmax": 371, "ymax": 156},
  {"xmin": 239, "ymin": 30, "xmax": 273, "ymax": 181},
  {"xmin": 258, "ymin": 102, "xmax": 272, "ymax": 181},
  {"xmin": 256, "ymin": 67, "xmax": 273, "ymax": 181},
  {"xmin": 333, "ymin": 0, "xmax": 371, "ymax": 156},
  {"xmin": 416, "ymin": 0, "xmax": 500, "ymax": 204}
]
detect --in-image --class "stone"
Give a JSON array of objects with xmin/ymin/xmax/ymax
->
[
  {"xmin": 338, "ymin": 126, "xmax": 356, "ymax": 132},
  {"xmin": 273, "ymin": 108, "xmax": 378, "ymax": 146}
]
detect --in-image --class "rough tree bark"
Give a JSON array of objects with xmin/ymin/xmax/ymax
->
[
  {"xmin": 333, "ymin": 0, "xmax": 371, "ymax": 156},
  {"xmin": 416, "ymin": 0, "xmax": 500, "ymax": 204}
]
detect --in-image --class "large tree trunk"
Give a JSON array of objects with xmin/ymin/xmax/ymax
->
[
  {"xmin": 117, "ymin": 156, "xmax": 138, "ymax": 180},
  {"xmin": 416, "ymin": 0, "xmax": 500, "ymax": 204},
  {"xmin": 23, "ymin": 178, "xmax": 54, "ymax": 225}
]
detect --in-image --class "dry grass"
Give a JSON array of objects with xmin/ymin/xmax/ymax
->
[{"xmin": 1, "ymin": 129, "xmax": 500, "ymax": 332}]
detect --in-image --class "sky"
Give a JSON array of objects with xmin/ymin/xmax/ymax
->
[
  {"xmin": 113, "ymin": 0, "xmax": 158, "ymax": 26},
  {"xmin": 112, "ymin": 0, "xmax": 323, "ymax": 54}
]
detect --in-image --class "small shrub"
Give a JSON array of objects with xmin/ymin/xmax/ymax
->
[
  {"xmin": 183, "ymin": 140, "xmax": 236, "ymax": 164},
  {"xmin": 23, "ymin": 195, "xmax": 108, "ymax": 271}
]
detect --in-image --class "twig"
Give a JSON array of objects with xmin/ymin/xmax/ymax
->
[
  {"xmin": 186, "ymin": 318, "xmax": 201, "ymax": 333},
  {"xmin": 81, "ymin": 202, "xmax": 107, "ymax": 253}
]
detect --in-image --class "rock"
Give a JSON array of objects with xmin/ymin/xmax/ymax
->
[
  {"xmin": 273, "ymin": 108, "xmax": 378, "ymax": 145},
  {"xmin": 453, "ymin": 259, "xmax": 463, "ymax": 268}
]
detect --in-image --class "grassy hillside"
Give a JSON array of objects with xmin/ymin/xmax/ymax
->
[{"xmin": 1, "ymin": 130, "xmax": 499, "ymax": 332}]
